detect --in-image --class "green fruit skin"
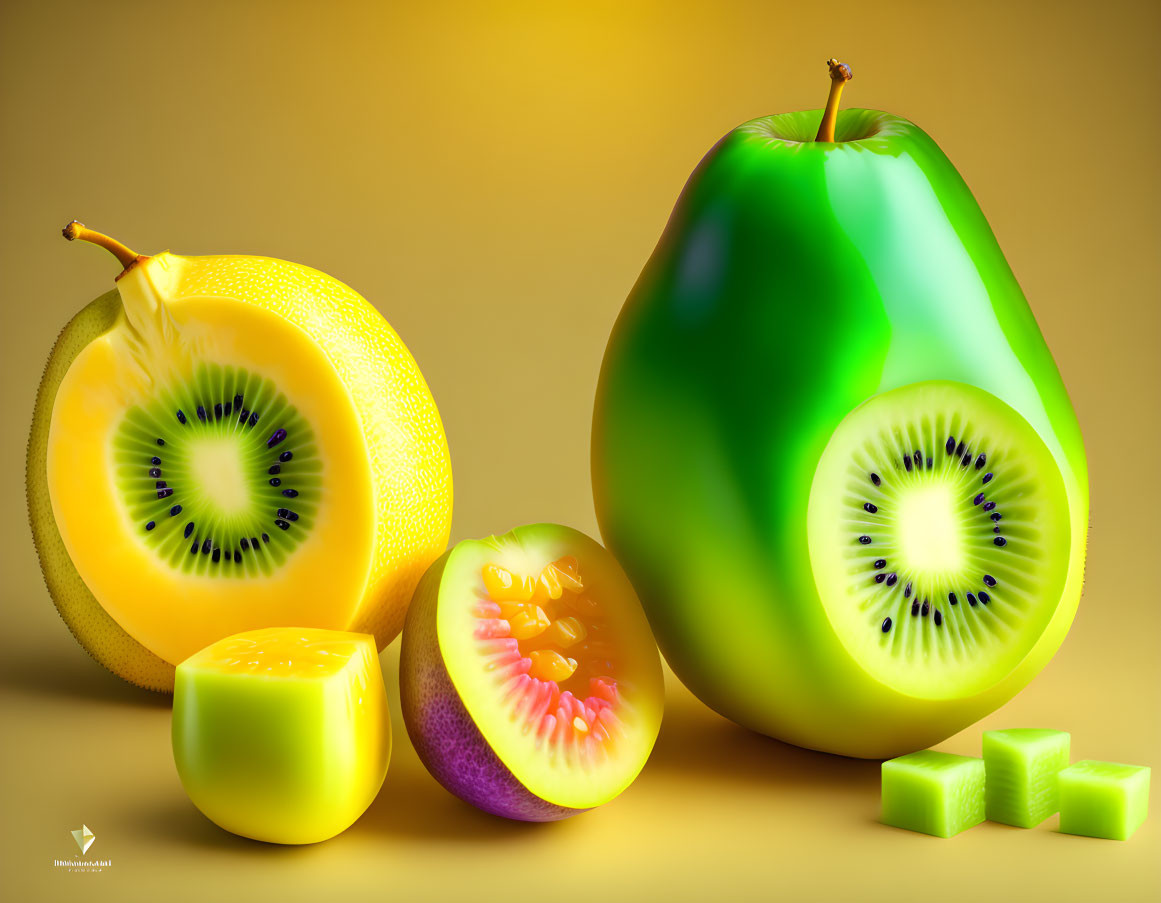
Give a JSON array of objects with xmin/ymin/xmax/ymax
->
[
  {"xmin": 27, "ymin": 290, "xmax": 175, "ymax": 692},
  {"xmin": 591, "ymin": 108, "xmax": 1088, "ymax": 758}
]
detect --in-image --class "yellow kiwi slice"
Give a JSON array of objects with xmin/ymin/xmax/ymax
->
[{"xmin": 28, "ymin": 224, "xmax": 452, "ymax": 686}]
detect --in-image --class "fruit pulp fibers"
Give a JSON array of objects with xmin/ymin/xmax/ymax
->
[
  {"xmin": 476, "ymin": 555, "xmax": 622, "ymax": 755},
  {"xmin": 434, "ymin": 525, "xmax": 664, "ymax": 811},
  {"xmin": 113, "ymin": 361, "xmax": 320, "ymax": 576}
]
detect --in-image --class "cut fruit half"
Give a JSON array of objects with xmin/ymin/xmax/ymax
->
[
  {"xmin": 808, "ymin": 380, "xmax": 1071, "ymax": 699},
  {"xmin": 34, "ymin": 228, "xmax": 452, "ymax": 678},
  {"xmin": 400, "ymin": 524, "xmax": 664, "ymax": 820}
]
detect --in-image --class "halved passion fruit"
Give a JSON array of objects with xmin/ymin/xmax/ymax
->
[{"xmin": 400, "ymin": 524, "xmax": 663, "ymax": 821}]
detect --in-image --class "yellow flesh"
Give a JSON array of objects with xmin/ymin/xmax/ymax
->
[
  {"xmin": 478, "ymin": 557, "xmax": 624, "ymax": 786},
  {"xmin": 184, "ymin": 627, "xmax": 373, "ymax": 679},
  {"xmin": 484, "ymin": 558, "xmax": 589, "ymax": 684},
  {"xmin": 45, "ymin": 252, "xmax": 451, "ymax": 666},
  {"xmin": 27, "ymin": 290, "xmax": 175, "ymax": 690},
  {"xmin": 438, "ymin": 528, "xmax": 664, "ymax": 811}
]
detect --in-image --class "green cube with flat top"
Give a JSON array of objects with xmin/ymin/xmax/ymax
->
[
  {"xmin": 1058, "ymin": 760, "xmax": 1150, "ymax": 840},
  {"xmin": 881, "ymin": 750, "xmax": 986, "ymax": 837},
  {"xmin": 983, "ymin": 728, "xmax": 1070, "ymax": 827}
]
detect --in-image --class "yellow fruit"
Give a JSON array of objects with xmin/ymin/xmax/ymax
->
[
  {"xmin": 172, "ymin": 628, "xmax": 391, "ymax": 844},
  {"xmin": 27, "ymin": 223, "xmax": 452, "ymax": 688}
]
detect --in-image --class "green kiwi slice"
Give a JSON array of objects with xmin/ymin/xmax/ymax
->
[
  {"xmin": 807, "ymin": 380, "xmax": 1071, "ymax": 699},
  {"xmin": 111, "ymin": 362, "xmax": 321, "ymax": 577}
]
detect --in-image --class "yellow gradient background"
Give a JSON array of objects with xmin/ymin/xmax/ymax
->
[{"xmin": 1, "ymin": 1, "xmax": 1157, "ymax": 900}]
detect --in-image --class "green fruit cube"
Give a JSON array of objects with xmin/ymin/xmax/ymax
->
[
  {"xmin": 881, "ymin": 750, "xmax": 985, "ymax": 837},
  {"xmin": 982, "ymin": 728, "xmax": 1070, "ymax": 827},
  {"xmin": 1058, "ymin": 760, "xmax": 1151, "ymax": 840}
]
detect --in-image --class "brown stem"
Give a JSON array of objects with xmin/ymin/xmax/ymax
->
[
  {"xmin": 62, "ymin": 221, "xmax": 149, "ymax": 278},
  {"xmin": 815, "ymin": 58, "xmax": 853, "ymax": 142}
]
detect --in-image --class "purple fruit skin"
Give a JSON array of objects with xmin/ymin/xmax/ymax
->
[{"xmin": 400, "ymin": 551, "xmax": 585, "ymax": 822}]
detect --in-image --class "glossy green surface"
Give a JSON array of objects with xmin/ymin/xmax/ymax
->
[{"xmin": 592, "ymin": 107, "xmax": 1088, "ymax": 757}]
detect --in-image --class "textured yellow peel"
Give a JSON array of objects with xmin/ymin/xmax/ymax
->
[{"xmin": 166, "ymin": 254, "xmax": 453, "ymax": 646}]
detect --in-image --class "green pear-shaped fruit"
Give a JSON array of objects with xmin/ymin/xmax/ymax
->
[{"xmin": 591, "ymin": 61, "xmax": 1088, "ymax": 757}]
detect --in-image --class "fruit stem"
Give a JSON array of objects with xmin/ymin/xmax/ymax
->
[
  {"xmin": 815, "ymin": 58, "xmax": 853, "ymax": 143},
  {"xmin": 62, "ymin": 221, "xmax": 149, "ymax": 277}
]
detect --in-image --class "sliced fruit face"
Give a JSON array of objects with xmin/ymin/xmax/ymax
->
[
  {"xmin": 48, "ymin": 275, "xmax": 376, "ymax": 665},
  {"xmin": 173, "ymin": 627, "xmax": 390, "ymax": 844},
  {"xmin": 808, "ymin": 381, "xmax": 1071, "ymax": 699},
  {"xmin": 410, "ymin": 524, "xmax": 663, "ymax": 815},
  {"xmin": 35, "ymin": 248, "xmax": 451, "ymax": 688}
]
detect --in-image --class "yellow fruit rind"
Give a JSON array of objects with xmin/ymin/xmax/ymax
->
[{"xmin": 169, "ymin": 255, "xmax": 453, "ymax": 649}]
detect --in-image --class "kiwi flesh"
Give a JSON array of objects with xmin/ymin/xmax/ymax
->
[
  {"xmin": 808, "ymin": 381, "xmax": 1071, "ymax": 698},
  {"xmin": 114, "ymin": 362, "xmax": 321, "ymax": 575}
]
